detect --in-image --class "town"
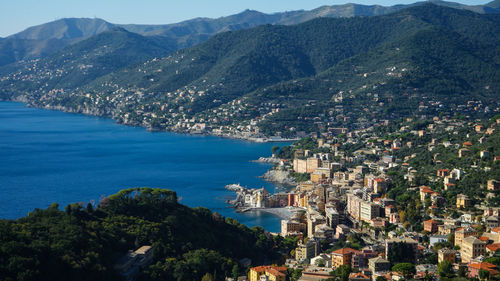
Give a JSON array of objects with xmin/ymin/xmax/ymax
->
[{"xmin": 225, "ymin": 115, "xmax": 500, "ymax": 281}]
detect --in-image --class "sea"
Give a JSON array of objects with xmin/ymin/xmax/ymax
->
[{"xmin": 0, "ymin": 101, "xmax": 290, "ymax": 232}]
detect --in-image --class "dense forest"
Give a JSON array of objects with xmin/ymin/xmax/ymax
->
[
  {"xmin": 0, "ymin": 188, "xmax": 295, "ymax": 281},
  {"xmin": 0, "ymin": 4, "xmax": 498, "ymax": 137}
]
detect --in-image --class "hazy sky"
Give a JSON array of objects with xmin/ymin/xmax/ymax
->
[{"xmin": 0, "ymin": 0, "xmax": 491, "ymax": 37}]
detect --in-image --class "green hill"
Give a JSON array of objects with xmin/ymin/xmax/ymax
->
[
  {"xmin": 0, "ymin": 188, "xmax": 287, "ymax": 281},
  {"xmin": 0, "ymin": 4, "xmax": 498, "ymax": 136}
]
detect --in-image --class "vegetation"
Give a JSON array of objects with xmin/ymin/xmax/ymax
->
[
  {"xmin": 0, "ymin": 187, "xmax": 286, "ymax": 281},
  {"xmin": 1, "ymin": 4, "xmax": 498, "ymax": 137}
]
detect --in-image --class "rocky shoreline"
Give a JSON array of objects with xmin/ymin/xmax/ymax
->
[
  {"xmin": 5, "ymin": 99, "xmax": 299, "ymax": 143},
  {"xmin": 262, "ymin": 168, "xmax": 297, "ymax": 186}
]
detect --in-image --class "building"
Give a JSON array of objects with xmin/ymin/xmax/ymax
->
[
  {"xmin": 325, "ymin": 207, "xmax": 340, "ymax": 228},
  {"xmin": 437, "ymin": 169, "xmax": 450, "ymax": 177},
  {"xmin": 351, "ymin": 249, "xmax": 377, "ymax": 269},
  {"xmin": 438, "ymin": 248, "xmax": 457, "ymax": 263},
  {"xmin": 348, "ymin": 272, "xmax": 371, "ymax": 281},
  {"xmin": 488, "ymin": 180, "xmax": 500, "ymax": 191},
  {"xmin": 430, "ymin": 235, "xmax": 448, "ymax": 247},
  {"xmin": 249, "ymin": 266, "xmax": 287, "ymax": 281},
  {"xmin": 486, "ymin": 216, "xmax": 500, "ymax": 229},
  {"xmin": 455, "ymin": 227, "xmax": 478, "ymax": 247},
  {"xmin": 360, "ymin": 201, "xmax": 380, "ymax": 223},
  {"xmin": 114, "ymin": 245, "xmax": 154, "ymax": 281},
  {"xmin": 456, "ymin": 194, "xmax": 471, "ymax": 209},
  {"xmin": 385, "ymin": 237, "xmax": 418, "ymax": 263},
  {"xmin": 419, "ymin": 186, "xmax": 434, "ymax": 202},
  {"xmin": 296, "ymin": 240, "xmax": 317, "ymax": 262},
  {"xmin": 373, "ymin": 178, "xmax": 387, "ymax": 194},
  {"xmin": 281, "ymin": 220, "xmax": 305, "ymax": 237},
  {"xmin": 424, "ymin": 219, "xmax": 441, "ymax": 233},
  {"xmin": 460, "ymin": 236, "xmax": 486, "ymax": 263},
  {"xmin": 368, "ymin": 256, "xmax": 391, "ymax": 273},
  {"xmin": 331, "ymin": 248, "xmax": 361, "ymax": 269},
  {"xmin": 467, "ymin": 262, "xmax": 499, "ymax": 279}
]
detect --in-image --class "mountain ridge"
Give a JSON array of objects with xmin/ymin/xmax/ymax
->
[
  {"xmin": 1, "ymin": 4, "xmax": 497, "ymax": 137},
  {"xmin": 0, "ymin": 0, "xmax": 498, "ymax": 67}
]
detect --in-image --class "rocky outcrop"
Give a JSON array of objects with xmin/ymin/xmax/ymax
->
[
  {"xmin": 252, "ymin": 157, "xmax": 280, "ymax": 164},
  {"xmin": 262, "ymin": 168, "xmax": 296, "ymax": 186}
]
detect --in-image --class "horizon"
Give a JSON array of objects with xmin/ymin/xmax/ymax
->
[{"xmin": 0, "ymin": 0, "xmax": 492, "ymax": 37}]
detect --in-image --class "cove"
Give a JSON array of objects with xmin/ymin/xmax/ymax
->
[{"xmin": 0, "ymin": 102, "xmax": 288, "ymax": 232}]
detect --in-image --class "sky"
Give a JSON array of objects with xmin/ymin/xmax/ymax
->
[{"xmin": 0, "ymin": 0, "xmax": 491, "ymax": 37}]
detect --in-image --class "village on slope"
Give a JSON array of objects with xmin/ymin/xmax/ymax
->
[{"xmin": 223, "ymin": 114, "xmax": 500, "ymax": 281}]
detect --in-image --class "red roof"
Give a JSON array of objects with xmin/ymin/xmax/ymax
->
[
  {"xmin": 463, "ymin": 142, "xmax": 473, "ymax": 146},
  {"xmin": 424, "ymin": 219, "xmax": 439, "ymax": 224},
  {"xmin": 332, "ymin": 247, "xmax": 361, "ymax": 256},
  {"xmin": 479, "ymin": 236, "xmax": 490, "ymax": 242},
  {"xmin": 349, "ymin": 273, "xmax": 370, "ymax": 280},
  {"xmin": 491, "ymin": 226, "xmax": 500, "ymax": 233},
  {"xmin": 486, "ymin": 243, "xmax": 500, "ymax": 252}
]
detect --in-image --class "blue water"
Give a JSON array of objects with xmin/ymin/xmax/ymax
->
[{"xmin": 0, "ymin": 102, "xmax": 288, "ymax": 232}]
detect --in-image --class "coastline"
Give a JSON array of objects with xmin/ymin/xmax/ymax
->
[
  {"xmin": 247, "ymin": 207, "xmax": 302, "ymax": 220},
  {"xmin": 2, "ymin": 99, "xmax": 299, "ymax": 144}
]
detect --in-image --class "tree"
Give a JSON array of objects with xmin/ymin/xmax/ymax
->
[
  {"xmin": 271, "ymin": 145, "xmax": 280, "ymax": 155},
  {"xmin": 437, "ymin": 260, "xmax": 454, "ymax": 278},
  {"xmin": 201, "ymin": 273, "xmax": 214, "ymax": 281},
  {"xmin": 333, "ymin": 265, "xmax": 352, "ymax": 281},
  {"xmin": 478, "ymin": 269, "xmax": 490, "ymax": 281},
  {"xmin": 392, "ymin": 263, "xmax": 416, "ymax": 279},
  {"xmin": 231, "ymin": 264, "xmax": 239, "ymax": 280},
  {"xmin": 376, "ymin": 276, "xmax": 387, "ymax": 281}
]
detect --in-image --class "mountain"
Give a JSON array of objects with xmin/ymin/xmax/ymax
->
[
  {"xmin": 0, "ymin": 28, "xmax": 175, "ymax": 111},
  {"xmin": 0, "ymin": 4, "xmax": 498, "ymax": 136},
  {"xmin": 9, "ymin": 18, "xmax": 114, "ymax": 40},
  {"xmin": 1, "ymin": 0, "xmax": 498, "ymax": 67}
]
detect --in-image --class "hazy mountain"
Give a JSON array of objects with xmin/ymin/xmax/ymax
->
[
  {"xmin": 0, "ymin": 27, "xmax": 175, "ymax": 102},
  {"xmin": 9, "ymin": 18, "xmax": 114, "ymax": 40},
  {"xmin": 1, "ymin": 0, "xmax": 498, "ymax": 67}
]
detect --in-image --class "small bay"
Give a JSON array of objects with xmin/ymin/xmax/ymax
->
[{"xmin": 0, "ymin": 102, "xmax": 287, "ymax": 232}]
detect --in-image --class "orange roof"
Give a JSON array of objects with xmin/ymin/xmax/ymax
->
[
  {"xmin": 463, "ymin": 142, "xmax": 473, "ymax": 146},
  {"xmin": 438, "ymin": 169, "xmax": 450, "ymax": 172},
  {"xmin": 375, "ymin": 178, "xmax": 386, "ymax": 182},
  {"xmin": 349, "ymin": 272, "xmax": 370, "ymax": 279},
  {"xmin": 332, "ymin": 247, "xmax": 361, "ymax": 256},
  {"xmin": 491, "ymin": 226, "xmax": 500, "ymax": 233},
  {"xmin": 486, "ymin": 243, "xmax": 500, "ymax": 252},
  {"xmin": 251, "ymin": 266, "xmax": 268, "ymax": 273},
  {"xmin": 250, "ymin": 265, "xmax": 287, "ymax": 275},
  {"xmin": 266, "ymin": 268, "xmax": 286, "ymax": 277},
  {"xmin": 479, "ymin": 236, "xmax": 490, "ymax": 242},
  {"xmin": 425, "ymin": 219, "xmax": 439, "ymax": 224},
  {"xmin": 422, "ymin": 189, "xmax": 434, "ymax": 194},
  {"xmin": 468, "ymin": 262, "xmax": 497, "ymax": 271}
]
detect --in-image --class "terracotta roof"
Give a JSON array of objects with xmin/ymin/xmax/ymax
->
[
  {"xmin": 468, "ymin": 262, "xmax": 498, "ymax": 271},
  {"xmin": 266, "ymin": 268, "xmax": 286, "ymax": 277},
  {"xmin": 332, "ymin": 247, "xmax": 361, "ymax": 256},
  {"xmin": 375, "ymin": 178, "xmax": 386, "ymax": 182},
  {"xmin": 424, "ymin": 219, "xmax": 440, "ymax": 224},
  {"xmin": 491, "ymin": 226, "xmax": 500, "ymax": 233},
  {"xmin": 478, "ymin": 236, "xmax": 490, "ymax": 242},
  {"xmin": 349, "ymin": 272, "xmax": 370, "ymax": 280},
  {"xmin": 486, "ymin": 243, "xmax": 500, "ymax": 252},
  {"xmin": 463, "ymin": 142, "xmax": 473, "ymax": 146}
]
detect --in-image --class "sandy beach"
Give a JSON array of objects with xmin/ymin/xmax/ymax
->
[{"xmin": 248, "ymin": 207, "xmax": 303, "ymax": 220}]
